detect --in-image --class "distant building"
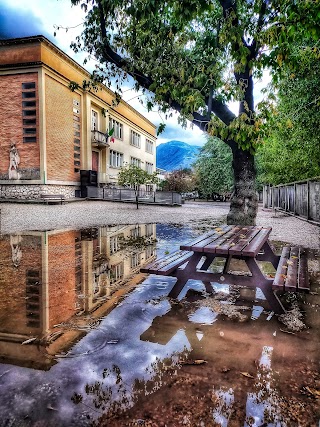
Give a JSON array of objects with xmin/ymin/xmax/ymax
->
[
  {"xmin": 156, "ymin": 167, "xmax": 167, "ymax": 189},
  {"xmin": 0, "ymin": 36, "xmax": 157, "ymax": 200}
]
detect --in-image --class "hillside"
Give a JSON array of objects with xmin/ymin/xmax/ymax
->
[{"xmin": 156, "ymin": 140, "xmax": 201, "ymax": 172}]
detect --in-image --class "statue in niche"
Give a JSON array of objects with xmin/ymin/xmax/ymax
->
[
  {"xmin": 8, "ymin": 142, "xmax": 21, "ymax": 180},
  {"xmin": 10, "ymin": 235, "xmax": 22, "ymax": 268}
]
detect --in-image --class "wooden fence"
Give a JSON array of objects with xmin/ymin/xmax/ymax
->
[{"xmin": 263, "ymin": 178, "xmax": 320, "ymax": 225}]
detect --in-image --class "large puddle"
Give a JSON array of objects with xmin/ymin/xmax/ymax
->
[{"xmin": 0, "ymin": 224, "xmax": 319, "ymax": 426}]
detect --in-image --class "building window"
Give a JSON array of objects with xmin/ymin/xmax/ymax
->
[
  {"xmin": 110, "ymin": 233, "xmax": 123, "ymax": 254},
  {"xmin": 130, "ymin": 157, "xmax": 141, "ymax": 168},
  {"xmin": 145, "ymin": 224, "xmax": 154, "ymax": 237},
  {"xmin": 74, "ymin": 99, "xmax": 81, "ymax": 172},
  {"xmin": 22, "ymin": 82, "xmax": 36, "ymax": 90},
  {"xmin": 145, "ymin": 162, "xmax": 154, "ymax": 174},
  {"xmin": 110, "ymin": 150, "xmax": 124, "ymax": 168},
  {"xmin": 130, "ymin": 253, "xmax": 141, "ymax": 269},
  {"xmin": 22, "ymin": 83, "xmax": 37, "ymax": 144},
  {"xmin": 110, "ymin": 262, "xmax": 124, "ymax": 284},
  {"xmin": 145, "ymin": 184, "xmax": 154, "ymax": 193},
  {"xmin": 22, "ymin": 91, "xmax": 36, "ymax": 99},
  {"xmin": 130, "ymin": 130, "xmax": 141, "ymax": 148},
  {"xmin": 109, "ymin": 118, "xmax": 123, "ymax": 139},
  {"xmin": 22, "ymin": 101, "xmax": 36, "ymax": 108},
  {"xmin": 146, "ymin": 139, "xmax": 154, "ymax": 153},
  {"xmin": 23, "ymin": 137, "xmax": 37, "ymax": 143},
  {"xmin": 23, "ymin": 119, "xmax": 36, "ymax": 125},
  {"xmin": 23, "ymin": 109, "xmax": 36, "ymax": 116},
  {"xmin": 130, "ymin": 226, "xmax": 141, "ymax": 239},
  {"xmin": 91, "ymin": 110, "xmax": 98, "ymax": 130},
  {"xmin": 145, "ymin": 245, "xmax": 155, "ymax": 260}
]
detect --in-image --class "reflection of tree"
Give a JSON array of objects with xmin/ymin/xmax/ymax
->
[
  {"xmin": 118, "ymin": 235, "xmax": 157, "ymax": 254},
  {"xmin": 71, "ymin": 355, "xmax": 188, "ymax": 426}
]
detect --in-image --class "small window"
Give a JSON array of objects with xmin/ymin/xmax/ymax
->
[
  {"xmin": 74, "ymin": 153, "xmax": 80, "ymax": 159},
  {"xmin": 74, "ymin": 131, "xmax": 80, "ymax": 137},
  {"xmin": 130, "ymin": 157, "xmax": 141, "ymax": 168},
  {"xmin": 130, "ymin": 253, "xmax": 141, "ymax": 269},
  {"xmin": 22, "ymin": 82, "xmax": 36, "ymax": 90},
  {"xmin": 74, "ymin": 160, "xmax": 80, "ymax": 166},
  {"xmin": 73, "ymin": 99, "xmax": 80, "ymax": 107},
  {"xmin": 73, "ymin": 107, "xmax": 80, "ymax": 114},
  {"xmin": 23, "ymin": 136, "xmax": 36, "ymax": 143},
  {"xmin": 74, "ymin": 138, "xmax": 80, "ymax": 145},
  {"xmin": 110, "ymin": 150, "xmax": 124, "ymax": 168},
  {"xmin": 109, "ymin": 118, "xmax": 123, "ymax": 139},
  {"xmin": 130, "ymin": 130, "xmax": 141, "ymax": 148},
  {"xmin": 23, "ymin": 110, "xmax": 36, "ymax": 117},
  {"xmin": 22, "ymin": 101, "xmax": 36, "ymax": 108},
  {"xmin": 74, "ymin": 145, "xmax": 80, "ymax": 152},
  {"xmin": 146, "ymin": 139, "xmax": 154, "ymax": 154},
  {"xmin": 145, "ymin": 162, "xmax": 154, "ymax": 174},
  {"xmin": 23, "ymin": 128, "xmax": 36, "ymax": 134},
  {"xmin": 22, "ymin": 92, "xmax": 36, "ymax": 99},
  {"xmin": 23, "ymin": 119, "xmax": 36, "ymax": 126}
]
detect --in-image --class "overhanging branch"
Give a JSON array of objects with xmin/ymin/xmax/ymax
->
[{"xmin": 95, "ymin": 0, "xmax": 236, "ymax": 132}]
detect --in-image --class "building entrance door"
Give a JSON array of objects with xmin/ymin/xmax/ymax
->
[{"xmin": 92, "ymin": 151, "xmax": 99, "ymax": 172}]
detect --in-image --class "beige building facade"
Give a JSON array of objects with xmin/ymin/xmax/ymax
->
[{"xmin": 0, "ymin": 36, "xmax": 157, "ymax": 200}]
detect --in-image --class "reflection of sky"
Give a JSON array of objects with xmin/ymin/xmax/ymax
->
[
  {"xmin": 0, "ymin": 276, "xmax": 190, "ymax": 426},
  {"xmin": 156, "ymin": 223, "xmax": 198, "ymax": 257}
]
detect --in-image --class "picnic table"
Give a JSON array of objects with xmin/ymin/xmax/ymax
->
[{"xmin": 141, "ymin": 225, "xmax": 309, "ymax": 314}]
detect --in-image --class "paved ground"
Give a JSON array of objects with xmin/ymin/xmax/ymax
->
[{"xmin": 0, "ymin": 200, "xmax": 319, "ymax": 249}]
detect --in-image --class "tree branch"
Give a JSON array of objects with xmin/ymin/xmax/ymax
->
[{"xmin": 95, "ymin": 0, "xmax": 236, "ymax": 131}]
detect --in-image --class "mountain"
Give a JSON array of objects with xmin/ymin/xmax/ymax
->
[{"xmin": 156, "ymin": 140, "xmax": 201, "ymax": 172}]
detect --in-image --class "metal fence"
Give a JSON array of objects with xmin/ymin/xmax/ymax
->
[
  {"xmin": 263, "ymin": 178, "xmax": 320, "ymax": 224},
  {"xmin": 86, "ymin": 186, "xmax": 182, "ymax": 206}
]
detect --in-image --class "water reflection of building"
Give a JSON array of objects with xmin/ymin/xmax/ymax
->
[{"xmin": 0, "ymin": 224, "xmax": 156, "ymax": 369}]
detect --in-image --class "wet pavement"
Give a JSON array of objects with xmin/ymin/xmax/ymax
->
[{"xmin": 0, "ymin": 223, "xmax": 319, "ymax": 427}]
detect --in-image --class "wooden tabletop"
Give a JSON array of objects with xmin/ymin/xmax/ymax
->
[{"xmin": 180, "ymin": 225, "xmax": 272, "ymax": 257}]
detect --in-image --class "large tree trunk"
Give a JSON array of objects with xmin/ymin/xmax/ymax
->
[{"xmin": 227, "ymin": 145, "xmax": 258, "ymax": 225}]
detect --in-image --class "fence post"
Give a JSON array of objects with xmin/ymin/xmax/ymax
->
[
  {"xmin": 307, "ymin": 180, "xmax": 310, "ymax": 220},
  {"xmin": 294, "ymin": 183, "xmax": 296, "ymax": 215},
  {"xmin": 154, "ymin": 191, "xmax": 156, "ymax": 203}
]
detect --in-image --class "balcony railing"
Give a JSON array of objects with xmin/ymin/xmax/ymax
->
[{"xmin": 91, "ymin": 130, "xmax": 110, "ymax": 148}]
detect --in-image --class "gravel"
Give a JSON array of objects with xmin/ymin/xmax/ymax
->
[{"xmin": 0, "ymin": 200, "xmax": 319, "ymax": 249}]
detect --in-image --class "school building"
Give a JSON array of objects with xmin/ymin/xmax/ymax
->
[{"xmin": 0, "ymin": 35, "xmax": 157, "ymax": 200}]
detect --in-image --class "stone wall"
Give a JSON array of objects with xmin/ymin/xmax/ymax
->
[{"xmin": 0, "ymin": 184, "xmax": 79, "ymax": 200}]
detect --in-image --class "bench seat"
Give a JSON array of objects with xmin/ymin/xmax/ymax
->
[
  {"xmin": 272, "ymin": 246, "xmax": 309, "ymax": 292},
  {"xmin": 40, "ymin": 194, "xmax": 66, "ymax": 205},
  {"xmin": 140, "ymin": 250, "xmax": 193, "ymax": 276}
]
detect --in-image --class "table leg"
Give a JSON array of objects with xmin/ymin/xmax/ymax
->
[
  {"xmin": 168, "ymin": 253, "xmax": 203, "ymax": 299},
  {"xmin": 246, "ymin": 258, "xmax": 285, "ymax": 314},
  {"xmin": 257, "ymin": 241, "xmax": 280, "ymax": 268}
]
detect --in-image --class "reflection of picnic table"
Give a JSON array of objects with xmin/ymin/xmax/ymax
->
[{"xmin": 141, "ymin": 225, "xmax": 309, "ymax": 314}]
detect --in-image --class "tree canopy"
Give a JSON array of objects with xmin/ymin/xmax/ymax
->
[
  {"xmin": 69, "ymin": 0, "xmax": 320, "ymax": 224},
  {"xmin": 117, "ymin": 163, "xmax": 158, "ymax": 208},
  {"xmin": 194, "ymin": 136, "xmax": 233, "ymax": 198},
  {"xmin": 161, "ymin": 168, "xmax": 197, "ymax": 193},
  {"xmin": 257, "ymin": 40, "xmax": 320, "ymax": 186}
]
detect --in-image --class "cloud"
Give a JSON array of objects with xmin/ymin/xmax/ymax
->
[{"xmin": 0, "ymin": 2, "xmax": 52, "ymax": 39}]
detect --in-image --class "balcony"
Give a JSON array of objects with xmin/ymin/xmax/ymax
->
[{"xmin": 91, "ymin": 130, "xmax": 110, "ymax": 148}]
